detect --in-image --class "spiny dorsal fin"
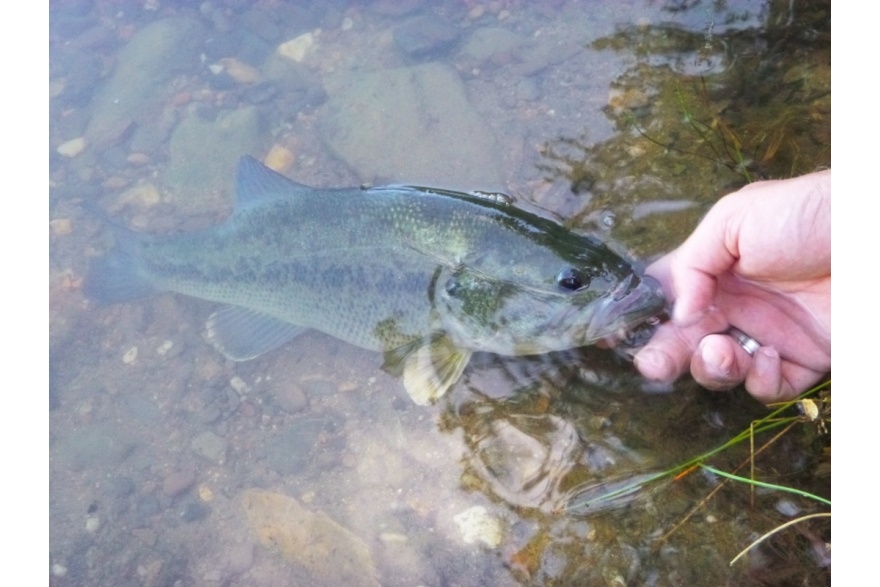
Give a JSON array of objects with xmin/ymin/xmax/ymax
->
[
  {"xmin": 234, "ymin": 155, "xmax": 317, "ymax": 209},
  {"xmin": 375, "ymin": 185, "xmax": 514, "ymax": 206}
]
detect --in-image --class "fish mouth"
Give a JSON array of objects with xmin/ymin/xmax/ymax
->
[{"xmin": 587, "ymin": 274, "xmax": 668, "ymax": 346}]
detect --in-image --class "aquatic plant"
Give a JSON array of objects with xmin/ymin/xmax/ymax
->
[{"xmin": 561, "ymin": 381, "xmax": 831, "ymax": 566}]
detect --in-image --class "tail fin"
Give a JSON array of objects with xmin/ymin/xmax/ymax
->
[{"xmin": 84, "ymin": 224, "xmax": 158, "ymax": 304}]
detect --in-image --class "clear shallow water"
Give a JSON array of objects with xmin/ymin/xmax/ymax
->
[{"xmin": 50, "ymin": 1, "xmax": 830, "ymax": 585}]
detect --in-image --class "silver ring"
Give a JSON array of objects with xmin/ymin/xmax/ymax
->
[{"xmin": 726, "ymin": 326, "xmax": 760, "ymax": 356}]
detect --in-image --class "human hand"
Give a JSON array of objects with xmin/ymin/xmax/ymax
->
[{"xmin": 634, "ymin": 170, "xmax": 831, "ymax": 403}]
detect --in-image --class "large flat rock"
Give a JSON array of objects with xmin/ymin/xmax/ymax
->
[
  {"xmin": 163, "ymin": 106, "xmax": 264, "ymax": 215},
  {"xmin": 84, "ymin": 17, "xmax": 205, "ymax": 150},
  {"xmin": 319, "ymin": 62, "xmax": 501, "ymax": 189}
]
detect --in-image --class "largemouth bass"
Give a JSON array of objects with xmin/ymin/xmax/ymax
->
[{"xmin": 86, "ymin": 156, "xmax": 665, "ymax": 404}]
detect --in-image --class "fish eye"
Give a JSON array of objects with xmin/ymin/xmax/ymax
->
[{"xmin": 556, "ymin": 267, "xmax": 589, "ymax": 291}]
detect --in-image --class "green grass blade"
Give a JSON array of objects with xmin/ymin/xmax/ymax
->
[{"xmin": 700, "ymin": 464, "xmax": 831, "ymax": 506}]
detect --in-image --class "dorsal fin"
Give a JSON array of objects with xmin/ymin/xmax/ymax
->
[
  {"xmin": 234, "ymin": 155, "xmax": 317, "ymax": 208},
  {"xmin": 393, "ymin": 185, "xmax": 514, "ymax": 206}
]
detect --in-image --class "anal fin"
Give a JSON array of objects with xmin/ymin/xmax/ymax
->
[{"xmin": 205, "ymin": 305, "xmax": 306, "ymax": 361}]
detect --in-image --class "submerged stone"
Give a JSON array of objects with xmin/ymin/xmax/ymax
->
[
  {"xmin": 84, "ymin": 17, "xmax": 205, "ymax": 151},
  {"xmin": 319, "ymin": 63, "xmax": 501, "ymax": 187},
  {"xmin": 241, "ymin": 489, "xmax": 380, "ymax": 586},
  {"xmin": 393, "ymin": 15, "xmax": 461, "ymax": 59},
  {"xmin": 164, "ymin": 106, "xmax": 263, "ymax": 215}
]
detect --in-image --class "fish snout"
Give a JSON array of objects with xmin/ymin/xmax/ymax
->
[{"xmin": 603, "ymin": 273, "xmax": 667, "ymax": 328}]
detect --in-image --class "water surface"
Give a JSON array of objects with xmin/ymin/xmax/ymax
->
[{"xmin": 49, "ymin": 1, "xmax": 830, "ymax": 585}]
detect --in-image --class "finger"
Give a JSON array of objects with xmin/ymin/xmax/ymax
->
[
  {"xmin": 633, "ymin": 326, "xmax": 693, "ymax": 383},
  {"xmin": 670, "ymin": 266, "xmax": 723, "ymax": 327},
  {"xmin": 634, "ymin": 310, "xmax": 729, "ymax": 383},
  {"xmin": 667, "ymin": 199, "xmax": 742, "ymax": 326},
  {"xmin": 745, "ymin": 351, "xmax": 826, "ymax": 404},
  {"xmin": 743, "ymin": 347, "xmax": 784, "ymax": 403},
  {"xmin": 690, "ymin": 334, "xmax": 753, "ymax": 391}
]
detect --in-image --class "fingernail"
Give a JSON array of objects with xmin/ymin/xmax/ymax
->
[
  {"xmin": 700, "ymin": 339, "xmax": 732, "ymax": 378},
  {"xmin": 635, "ymin": 349, "xmax": 673, "ymax": 381}
]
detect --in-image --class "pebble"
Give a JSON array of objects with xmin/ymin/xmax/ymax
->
[
  {"xmin": 264, "ymin": 144, "xmax": 295, "ymax": 173},
  {"xmin": 468, "ymin": 6, "xmax": 485, "ymax": 20},
  {"xmin": 102, "ymin": 176, "xmax": 130, "ymax": 190},
  {"xmin": 50, "ymin": 218, "xmax": 73, "ymax": 236},
  {"xmin": 180, "ymin": 500, "xmax": 210, "ymax": 522},
  {"xmin": 275, "ymin": 382, "xmax": 308, "ymax": 414},
  {"xmin": 51, "ymin": 564, "xmax": 68, "ymax": 577},
  {"xmin": 379, "ymin": 533, "xmax": 408, "ymax": 544},
  {"xmin": 338, "ymin": 380, "xmax": 358, "ymax": 393},
  {"xmin": 198, "ymin": 485, "xmax": 214, "ymax": 502},
  {"xmin": 156, "ymin": 340, "xmax": 174, "ymax": 357},
  {"xmin": 114, "ymin": 183, "xmax": 161, "ymax": 211},
  {"xmin": 230, "ymin": 376, "xmax": 251, "ymax": 395},
  {"xmin": 127, "ymin": 152, "xmax": 151, "ymax": 167},
  {"xmin": 123, "ymin": 346, "xmax": 138, "ymax": 364},
  {"xmin": 57, "ymin": 137, "xmax": 87, "ymax": 157},
  {"xmin": 197, "ymin": 356, "xmax": 224, "ymax": 381},
  {"xmin": 775, "ymin": 499, "xmax": 801, "ymax": 517},
  {"xmin": 162, "ymin": 469, "xmax": 196, "ymax": 497},
  {"xmin": 50, "ymin": 79, "xmax": 65, "ymax": 99},
  {"xmin": 191, "ymin": 431, "xmax": 228, "ymax": 464},
  {"xmin": 453, "ymin": 506, "xmax": 502, "ymax": 548},
  {"xmin": 218, "ymin": 57, "xmax": 263, "ymax": 84},
  {"xmin": 278, "ymin": 32, "xmax": 315, "ymax": 63},
  {"xmin": 607, "ymin": 87, "xmax": 650, "ymax": 114},
  {"xmin": 85, "ymin": 515, "xmax": 101, "ymax": 533}
]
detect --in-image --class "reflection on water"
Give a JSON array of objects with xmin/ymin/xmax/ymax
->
[{"xmin": 50, "ymin": 1, "xmax": 830, "ymax": 585}]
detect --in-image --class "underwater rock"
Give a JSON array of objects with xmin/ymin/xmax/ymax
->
[
  {"xmin": 84, "ymin": 17, "xmax": 205, "ymax": 152},
  {"xmin": 454, "ymin": 505, "xmax": 503, "ymax": 548},
  {"xmin": 319, "ymin": 62, "xmax": 501, "ymax": 187},
  {"xmin": 57, "ymin": 137, "xmax": 87, "ymax": 158},
  {"xmin": 263, "ymin": 144, "xmax": 296, "ymax": 173},
  {"xmin": 241, "ymin": 489, "xmax": 380, "ymax": 586},
  {"xmin": 277, "ymin": 32, "xmax": 315, "ymax": 63},
  {"xmin": 393, "ymin": 15, "xmax": 461, "ymax": 59},
  {"xmin": 190, "ymin": 430, "xmax": 227, "ymax": 464},
  {"xmin": 458, "ymin": 27, "xmax": 524, "ymax": 64},
  {"xmin": 215, "ymin": 57, "xmax": 263, "ymax": 85},
  {"xmin": 164, "ymin": 106, "xmax": 263, "ymax": 215}
]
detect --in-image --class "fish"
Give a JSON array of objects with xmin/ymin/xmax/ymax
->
[{"xmin": 85, "ymin": 156, "xmax": 666, "ymax": 404}]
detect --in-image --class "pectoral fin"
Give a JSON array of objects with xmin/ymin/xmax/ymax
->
[
  {"xmin": 205, "ymin": 305, "xmax": 307, "ymax": 361},
  {"xmin": 401, "ymin": 337, "xmax": 472, "ymax": 406}
]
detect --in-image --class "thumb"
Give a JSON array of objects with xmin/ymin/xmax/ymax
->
[{"xmin": 668, "ymin": 197, "xmax": 742, "ymax": 325}]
